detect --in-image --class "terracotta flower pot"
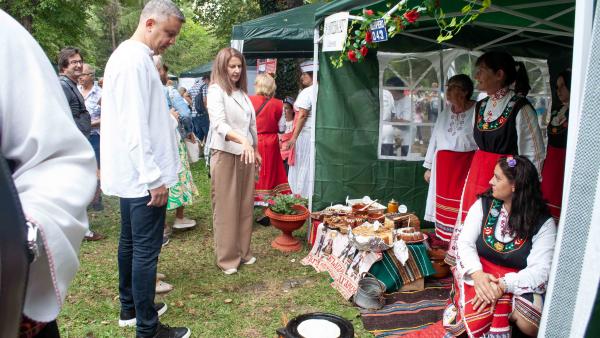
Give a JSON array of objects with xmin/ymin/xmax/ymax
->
[{"xmin": 265, "ymin": 204, "xmax": 309, "ymax": 252}]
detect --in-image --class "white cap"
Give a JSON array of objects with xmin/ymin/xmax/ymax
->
[{"xmin": 300, "ymin": 60, "xmax": 314, "ymax": 73}]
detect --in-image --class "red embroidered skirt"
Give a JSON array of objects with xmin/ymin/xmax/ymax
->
[
  {"xmin": 434, "ymin": 150, "xmax": 475, "ymax": 242},
  {"xmin": 541, "ymin": 145, "xmax": 566, "ymax": 222},
  {"xmin": 255, "ymin": 133, "xmax": 291, "ymax": 202},
  {"xmin": 444, "ymin": 258, "xmax": 518, "ymax": 337}
]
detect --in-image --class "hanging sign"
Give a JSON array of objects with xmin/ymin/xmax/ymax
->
[
  {"xmin": 257, "ymin": 59, "xmax": 277, "ymax": 74},
  {"xmin": 369, "ymin": 18, "xmax": 388, "ymax": 42},
  {"xmin": 323, "ymin": 12, "xmax": 349, "ymax": 52}
]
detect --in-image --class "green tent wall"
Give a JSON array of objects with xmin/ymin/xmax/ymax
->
[
  {"xmin": 313, "ymin": 52, "xmax": 429, "ymax": 216},
  {"xmin": 311, "ymin": 0, "xmax": 574, "ymax": 218}
]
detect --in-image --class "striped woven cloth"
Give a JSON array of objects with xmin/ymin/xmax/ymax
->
[
  {"xmin": 361, "ymin": 278, "xmax": 452, "ymax": 337},
  {"xmin": 369, "ymin": 244, "xmax": 436, "ymax": 292}
]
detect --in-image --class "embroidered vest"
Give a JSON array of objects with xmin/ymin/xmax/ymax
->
[
  {"xmin": 473, "ymin": 95, "xmax": 530, "ymax": 155},
  {"xmin": 475, "ymin": 196, "xmax": 549, "ymax": 270},
  {"xmin": 547, "ymin": 107, "xmax": 569, "ymax": 148}
]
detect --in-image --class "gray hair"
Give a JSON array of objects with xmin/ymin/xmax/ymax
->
[
  {"xmin": 141, "ymin": 0, "xmax": 185, "ymax": 23},
  {"xmin": 82, "ymin": 63, "xmax": 95, "ymax": 77}
]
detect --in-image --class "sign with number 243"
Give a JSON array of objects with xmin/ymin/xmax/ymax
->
[{"xmin": 369, "ymin": 18, "xmax": 388, "ymax": 42}]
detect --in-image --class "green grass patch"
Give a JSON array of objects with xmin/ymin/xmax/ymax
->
[{"xmin": 59, "ymin": 162, "xmax": 371, "ymax": 337}]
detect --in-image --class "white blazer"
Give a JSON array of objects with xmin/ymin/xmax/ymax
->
[{"xmin": 207, "ymin": 83, "xmax": 258, "ymax": 155}]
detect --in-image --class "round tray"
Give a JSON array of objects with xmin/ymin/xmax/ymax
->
[
  {"xmin": 348, "ymin": 228, "xmax": 393, "ymax": 252},
  {"xmin": 401, "ymin": 233, "xmax": 428, "ymax": 244},
  {"xmin": 276, "ymin": 312, "xmax": 354, "ymax": 338}
]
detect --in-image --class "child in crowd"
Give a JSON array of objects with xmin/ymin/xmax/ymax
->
[{"xmin": 279, "ymin": 96, "xmax": 296, "ymax": 174}]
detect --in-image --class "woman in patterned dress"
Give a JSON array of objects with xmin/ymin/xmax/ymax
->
[
  {"xmin": 444, "ymin": 156, "xmax": 556, "ymax": 337},
  {"xmin": 445, "ymin": 51, "xmax": 545, "ymax": 265},
  {"xmin": 540, "ymin": 70, "xmax": 571, "ymax": 223},
  {"xmin": 423, "ymin": 74, "xmax": 478, "ymax": 245}
]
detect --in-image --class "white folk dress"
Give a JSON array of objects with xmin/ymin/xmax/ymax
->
[{"xmin": 288, "ymin": 85, "xmax": 316, "ymax": 198}]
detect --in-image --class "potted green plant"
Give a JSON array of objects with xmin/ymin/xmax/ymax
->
[{"xmin": 263, "ymin": 194, "xmax": 309, "ymax": 252}]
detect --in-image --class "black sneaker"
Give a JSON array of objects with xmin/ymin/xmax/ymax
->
[
  {"xmin": 118, "ymin": 302, "xmax": 168, "ymax": 327},
  {"xmin": 149, "ymin": 323, "xmax": 191, "ymax": 338}
]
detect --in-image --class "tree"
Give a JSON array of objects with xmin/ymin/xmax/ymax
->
[
  {"xmin": 163, "ymin": 6, "xmax": 219, "ymax": 75},
  {"xmin": 192, "ymin": 0, "xmax": 261, "ymax": 47},
  {"xmin": 1, "ymin": 0, "xmax": 97, "ymax": 63}
]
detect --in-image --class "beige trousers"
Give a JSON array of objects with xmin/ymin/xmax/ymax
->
[{"xmin": 210, "ymin": 150, "xmax": 255, "ymax": 270}]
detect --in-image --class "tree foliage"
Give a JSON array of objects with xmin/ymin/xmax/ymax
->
[
  {"xmin": 1, "ymin": 0, "xmax": 219, "ymax": 76},
  {"xmin": 1, "ymin": 0, "xmax": 96, "ymax": 63},
  {"xmin": 163, "ymin": 6, "xmax": 219, "ymax": 75},
  {"xmin": 192, "ymin": 0, "xmax": 261, "ymax": 46}
]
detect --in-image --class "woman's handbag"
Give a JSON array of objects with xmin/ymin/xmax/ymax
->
[{"xmin": 185, "ymin": 135, "xmax": 201, "ymax": 163}]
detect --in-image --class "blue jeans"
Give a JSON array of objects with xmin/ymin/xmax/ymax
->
[
  {"xmin": 118, "ymin": 195, "xmax": 165, "ymax": 337},
  {"xmin": 192, "ymin": 114, "xmax": 210, "ymax": 141},
  {"xmin": 88, "ymin": 134, "xmax": 100, "ymax": 168}
]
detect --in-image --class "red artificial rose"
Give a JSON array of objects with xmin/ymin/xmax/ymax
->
[
  {"xmin": 347, "ymin": 49, "xmax": 358, "ymax": 62},
  {"xmin": 403, "ymin": 9, "xmax": 420, "ymax": 24},
  {"xmin": 363, "ymin": 9, "xmax": 374, "ymax": 16},
  {"xmin": 267, "ymin": 199, "xmax": 275, "ymax": 205},
  {"xmin": 294, "ymin": 194, "xmax": 301, "ymax": 199},
  {"xmin": 360, "ymin": 45, "xmax": 368, "ymax": 57},
  {"xmin": 365, "ymin": 30, "xmax": 373, "ymax": 43}
]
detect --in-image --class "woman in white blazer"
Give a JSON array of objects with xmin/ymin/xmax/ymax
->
[{"xmin": 207, "ymin": 47, "xmax": 261, "ymax": 275}]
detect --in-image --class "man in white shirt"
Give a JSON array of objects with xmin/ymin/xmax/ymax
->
[
  {"xmin": 0, "ymin": 10, "xmax": 96, "ymax": 335},
  {"xmin": 100, "ymin": 1, "xmax": 190, "ymax": 337}
]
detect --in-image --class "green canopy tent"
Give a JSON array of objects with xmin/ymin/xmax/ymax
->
[
  {"xmin": 233, "ymin": 1, "xmax": 600, "ymax": 336},
  {"xmin": 180, "ymin": 61, "xmax": 213, "ymax": 78},
  {"xmin": 311, "ymin": 0, "xmax": 574, "ymax": 217},
  {"xmin": 230, "ymin": 2, "xmax": 325, "ymax": 58}
]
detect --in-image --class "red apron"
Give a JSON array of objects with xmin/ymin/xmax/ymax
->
[
  {"xmin": 540, "ymin": 145, "xmax": 566, "ymax": 222},
  {"xmin": 434, "ymin": 150, "xmax": 475, "ymax": 242}
]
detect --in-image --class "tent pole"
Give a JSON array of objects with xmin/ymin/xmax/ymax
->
[
  {"xmin": 309, "ymin": 27, "xmax": 320, "ymax": 213},
  {"xmin": 539, "ymin": 0, "xmax": 597, "ymax": 336}
]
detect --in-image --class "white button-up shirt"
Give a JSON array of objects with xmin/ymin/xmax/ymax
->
[{"xmin": 101, "ymin": 39, "xmax": 179, "ymax": 198}]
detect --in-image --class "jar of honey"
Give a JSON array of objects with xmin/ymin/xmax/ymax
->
[{"xmin": 387, "ymin": 199, "xmax": 399, "ymax": 213}]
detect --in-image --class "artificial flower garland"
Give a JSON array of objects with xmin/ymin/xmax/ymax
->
[{"xmin": 330, "ymin": 0, "xmax": 491, "ymax": 68}]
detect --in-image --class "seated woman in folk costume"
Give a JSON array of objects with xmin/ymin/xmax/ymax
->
[
  {"xmin": 445, "ymin": 51, "xmax": 545, "ymax": 266},
  {"xmin": 444, "ymin": 155, "xmax": 556, "ymax": 337},
  {"xmin": 423, "ymin": 74, "xmax": 478, "ymax": 245}
]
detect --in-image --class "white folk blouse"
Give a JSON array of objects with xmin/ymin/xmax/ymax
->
[{"xmin": 457, "ymin": 199, "xmax": 557, "ymax": 295}]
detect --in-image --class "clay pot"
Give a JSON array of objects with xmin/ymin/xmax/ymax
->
[
  {"xmin": 367, "ymin": 212, "xmax": 385, "ymax": 223},
  {"xmin": 430, "ymin": 259, "xmax": 450, "ymax": 279},
  {"xmin": 265, "ymin": 205, "xmax": 309, "ymax": 252},
  {"xmin": 352, "ymin": 203, "xmax": 369, "ymax": 215},
  {"xmin": 428, "ymin": 248, "xmax": 450, "ymax": 279}
]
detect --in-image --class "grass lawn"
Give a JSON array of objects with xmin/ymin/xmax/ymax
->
[{"xmin": 59, "ymin": 161, "xmax": 371, "ymax": 337}]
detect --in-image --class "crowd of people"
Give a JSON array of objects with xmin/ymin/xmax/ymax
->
[{"xmin": 1, "ymin": 0, "xmax": 573, "ymax": 336}]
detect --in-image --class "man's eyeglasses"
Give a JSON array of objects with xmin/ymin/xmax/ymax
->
[
  {"xmin": 69, "ymin": 60, "xmax": 83, "ymax": 65},
  {"xmin": 81, "ymin": 73, "xmax": 93, "ymax": 76}
]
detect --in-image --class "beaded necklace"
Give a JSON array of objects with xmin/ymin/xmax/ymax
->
[
  {"xmin": 476, "ymin": 95, "xmax": 520, "ymax": 131},
  {"xmin": 548, "ymin": 107, "xmax": 569, "ymax": 135},
  {"xmin": 482, "ymin": 199, "xmax": 526, "ymax": 253}
]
